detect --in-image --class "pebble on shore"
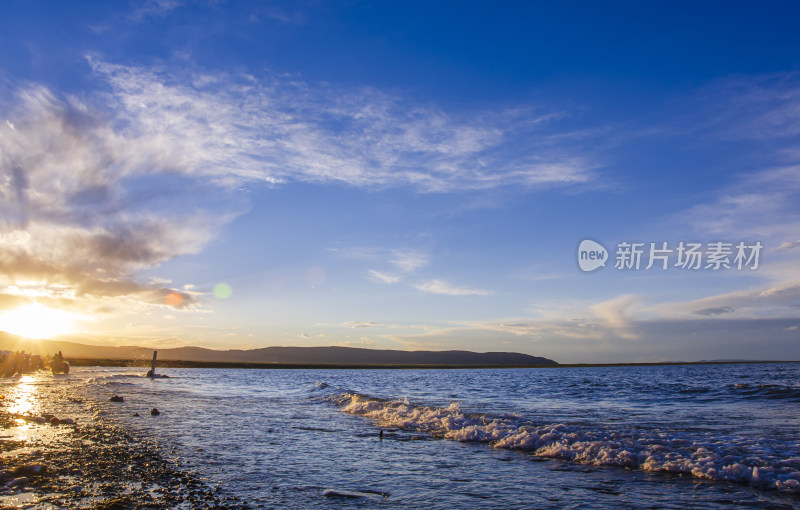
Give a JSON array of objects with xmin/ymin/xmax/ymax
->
[{"xmin": 1, "ymin": 385, "xmax": 239, "ymax": 508}]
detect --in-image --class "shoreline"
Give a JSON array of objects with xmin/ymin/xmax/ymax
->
[
  {"xmin": 65, "ymin": 358, "xmax": 800, "ymax": 370},
  {"xmin": 0, "ymin": 374, "xmax": 248, "ymax": 509}
]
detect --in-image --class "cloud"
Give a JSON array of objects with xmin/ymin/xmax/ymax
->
[
  {"xmin": 389, "ymin": 250, "xmax": 429, "ymax": 273},
  {"xmin": 656, "ymin": 282, "xmax": 800, "ymax": 318},
  {"xmin": 88, "ymin": 58, "xmax": 596, "ymax": 193},
  {"xmin": 391, "ymin": 316, "xmax": 800, "ymax": 363},
  {"xmin": 336, "ymin": 247, "xmax": 428, "ymax": 285},
  {"xmin": 449, "ymin": 295, "xmax": 642, "ymax": 343},
  {"xmin": 366, "ymin": 250, "xmax": 428, "ymax": 285},
  {"xmin": 1, "ymin": 57, "xmax": 596, "ymax": 331},
  {"xmin": 0, "ymin": 80, "xmax": 236, "ymax": 313},
  {"xmin": 675, "ymin": 76, "xmax": 800, "ymax": 244},
  {"xmin": 413, "ymin": 279, "xmax": 494, "ymax": 296},
  {"xmin": 588, "ymin": 294, "xmax": 640, "ymax": 339},
  {"xmin": 461, "ymin": 318, "xmax": 601, "ymax": 340},
  {"xmin": 367, "ymin": 270, "xmax": 401, "ymax": 285},
  {"xmin": 646, "ymin": 75, "xmax": 800, "ymax": 281},
  {"xmin": 680, "ymin": 166, "xmax": 800, "ymax": 242},
  {"xmin": 777, "ymin": 240, "xmax": 800, "ymax": 251},
  {"xmin": 694, "ymin": 306, "xmax": 736, "ymax": 316},
  {"xmin": 690, "ymin": 73, "xmax": 800, "ymax": 142},
  {"xmin": 130, "ymin": 0, "xmax": 183, "ymax": 22},
  {"xmin": 249, "ymin": 5, "xmax": 307, "ymax": 25},
  {"xmin": 339, "ymin": 321, "xmax": 384, "ymax": 329}
]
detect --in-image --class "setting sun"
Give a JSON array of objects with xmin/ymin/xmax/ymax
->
[{"xmin": 0, "ymin": 303, "xmax": 77, "ymax": 339}]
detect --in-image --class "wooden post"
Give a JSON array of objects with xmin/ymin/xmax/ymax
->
[{"xmin": 148, "ymin": 350, "xmax": 157, "ymax": 377}]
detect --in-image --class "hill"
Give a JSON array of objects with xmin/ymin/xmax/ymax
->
[{"xmin": 0, "ymin": 332, "xmax": 557, "ymax": 366}]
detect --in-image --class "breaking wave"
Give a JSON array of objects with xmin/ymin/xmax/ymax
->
[
  {"xmin": 330, "ymin": 392, "xmax": 800, "ymax": 493},
  {"xmin": 85, "ymin": 372, "xmax": 150, "ymax": 384}
]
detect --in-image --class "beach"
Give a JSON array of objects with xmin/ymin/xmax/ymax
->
[{"xmin": 0, "ymin": 373, "xmax": 246, "ymax": 509}]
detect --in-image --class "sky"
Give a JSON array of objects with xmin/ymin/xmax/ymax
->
[{"xmin": 0, "ymin": 1, "xmax": 799, "ymax": 363}]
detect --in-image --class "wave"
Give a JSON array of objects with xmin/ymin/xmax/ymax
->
[
  {"xmin": 310, "ymin": 381, "xmax": 330, "ymax": 391},
  {"xmin": 731, "ymin": 383, "xmax": 800, "ymax": 401},
  {"xmin": 330, "ymin": 392, "xmax": 800, "ymax": 493},
  {"xmin": 85, "ymin": 373, "xmax": 149, "ymax": 384}
]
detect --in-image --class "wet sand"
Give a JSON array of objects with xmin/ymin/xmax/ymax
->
[{"xmin": 0, "ymin": 374, "xmax": 248, "ymax": 509}]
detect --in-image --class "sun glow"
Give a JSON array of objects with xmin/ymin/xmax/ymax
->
[{"xmin": 0, "ymin": 304, "xmax": 78, "ymax": 339}]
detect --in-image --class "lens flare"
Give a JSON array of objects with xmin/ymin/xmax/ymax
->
[
  {"xmin": 213, "ymin": 283, "xmax": 232, "ymax": 299},
  {"xmin": 165, "ymin": 292, "xmax": 184, "ymax": 307}
]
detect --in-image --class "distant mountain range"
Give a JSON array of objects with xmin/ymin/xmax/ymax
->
[{"xmin": 0, "ymin": 332, "xmax": 557, "ymax": 366}]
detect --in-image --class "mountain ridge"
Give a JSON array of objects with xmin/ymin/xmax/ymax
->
[{"xmin": 0, "ymin": 332, "xmax": 558, "ymax": 366}]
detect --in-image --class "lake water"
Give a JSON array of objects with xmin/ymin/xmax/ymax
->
[{"xmin": 67, "ymin": 363, "xmax": 800, "ymax": 508}]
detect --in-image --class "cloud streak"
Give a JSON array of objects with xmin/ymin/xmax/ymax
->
[
  {"xmin": 339, "ymin": 321, "xmax": 384, "ymax": 329},
  {"xmin": 367, "ymin": 270, "xmax": 401, "ymax": 285},
  {"xmin": 389, "ymin": 250, "xmax": 429, "ymax": 273},
  {"xmin": 89, "ymin": 58, "xmax": 596, "ymax": 193},
  {"xmin": 655, "ymin": 282, "xmax": 800, "ymax": 318},
  {"xmin": 413, "ymin": 279, "xmax": 494, "ymax": 296}
]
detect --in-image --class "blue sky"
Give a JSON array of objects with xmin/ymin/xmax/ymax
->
[{"xmin": 1, "ymin": 1, "xmax": 799, "ymax": 362}]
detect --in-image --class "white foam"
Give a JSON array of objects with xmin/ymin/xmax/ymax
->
[
  {"xmin": 85, "ymin": 371, "xmax": 151, "ymax": 384},
  {"xmin": 332, "ymin": 393, "xmax": 800, "ymax": 493}
]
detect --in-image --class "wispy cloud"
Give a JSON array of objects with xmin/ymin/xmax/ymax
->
[
  {"xmin": 777, "ymin": 240, "xmax": 800, "ymax": 251},
  {"xmin": 366, "ymin": 249, "xmax": 429, "ymax": 285},
  {"xmin": 389, "ymin": 250, "xmax": 429, "ymax": 273},
  {"xmin": 588, "ymin": 294, "xmax": 640, "ymax": 338},
  {"xmin": 413, "ymin": 279, "xmax": 494, "ymax": 296},
  {"xmin": 694, "ymin": 306, "xmax": 736, "ymax": 316},
  {"xmin": 88, "ymin": 59, "xmax": 596, "ymax": 193},
  {"xmin": 655, "ymin": 282, "xmax": 800, "ymax": 318},
  {"xmin": 464, "ymin": 295, "xmax": 640, "ymax": 341},
  {"xmin": 338, "ymin": 321, "xmax": 384, "ymax": 329},
  {"xmin": 673, "ymin": 75, "xmax": 800, "ymax": 250},
  {"xmin": 689, "ymin": 73, "xmax": 800, "ymax": 142},
  {"xmin": 367, "ymin": 270, "xmax": 401, "ymax": 285},
  {"xmin": 248, "ymin": 5, "xmax": 308, "ymax": 26},
  {"xmin": 130, "ymin": 0, "xmax": 183, "ymax": 22},
  {"xmin": 683, "ymin": 166, "xmax": 800, "ymax": 240}
]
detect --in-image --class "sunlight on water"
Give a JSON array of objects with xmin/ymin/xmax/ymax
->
[{"xmin": 8, "ymin": 376, "xmax": 41, "ymax": 419}]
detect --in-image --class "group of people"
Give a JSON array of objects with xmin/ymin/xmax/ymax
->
[{"xmin": 0, "ymin": 350, "xmax": 68, "ymax": 377}]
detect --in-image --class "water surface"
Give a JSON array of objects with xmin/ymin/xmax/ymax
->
[{"xmin": 70, "ymin": 363, "xmax": 800, "ymax": 508}]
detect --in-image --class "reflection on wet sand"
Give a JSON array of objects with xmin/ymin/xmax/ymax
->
[
  {"xmin": 8, "ymin": 375, "xmax": 41, "ymax": 418},
  {"xmin": 2, "ymin": 375, "xmax": 57, "ymax": 449}
]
